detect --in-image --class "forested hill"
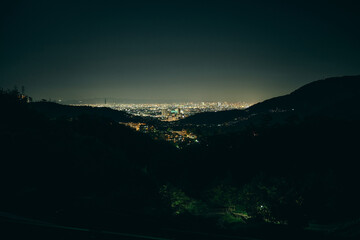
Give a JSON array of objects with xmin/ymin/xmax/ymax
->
[
  {"xmin": 248, "ymin": 75, "xmax": 360, "ymax": 117},
  {"xmin": 179, "ymin": 109, "xmax": 244, "ymax": 125},
  {"xmin": 0, "ymin": 89, "xmax": 175, "ymax": 220},
  {"xmin": 29, "ymin": 101, "xmax": 157, "ymax": 124},
  {"xmin": 180, "ymin": 75, "xmax": 360, "ymax": 125}
]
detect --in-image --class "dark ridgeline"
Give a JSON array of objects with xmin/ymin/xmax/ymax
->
[
  {"xmin": 248, "ymin": 75, "xmax": 360, "ymax": 118},
  {"xmin": 0, "ymin": 88, "xmax": 176, "ymax": 238},
  {"xmin": 0, "ymin": 76, "xmax": 360, "ymax": 239},
  {"xmin": 29, "ymin": 101, "xmax": 160, "ymax": 125},
  {"xmin": 180, "ymin": 75, "xmax": 360, "ymax": 125}
]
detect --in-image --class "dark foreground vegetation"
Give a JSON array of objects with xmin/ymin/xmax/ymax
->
[{"xmin": 1, "ymin": 76, "xmax": 360, "ymax": 239}]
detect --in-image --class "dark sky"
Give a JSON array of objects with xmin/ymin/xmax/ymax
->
[{"xmin": 1, "ymin": 0, "xmax": 360, "ymax": 103}]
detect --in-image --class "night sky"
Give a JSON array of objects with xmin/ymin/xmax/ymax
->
[{"xmin": 1, "ymin": 0, "xmax": 360, "ymax": 103}]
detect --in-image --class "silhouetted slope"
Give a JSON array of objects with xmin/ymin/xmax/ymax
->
[
  {"xmin": 0, "ymin": 93, "xmax": 174, "ymax": 217},
  {"xmin": 249, "ymin": 75, "xmax": 360, "ymax": 117},
  {"xmin": 181, "ymin": 75, "xmax": 360, "ymax": 125},
  {"xmin": 180, "ymin": 109, "xmax": 244, "ymax": 124},
  {"xmin": 30, "ymin": 101, "xmax": 148, "ymax": 123}
]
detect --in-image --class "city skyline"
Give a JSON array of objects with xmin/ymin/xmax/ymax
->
[{"xmin": 1, "ymin": 1, "xmax": 360, "ymax": 102}]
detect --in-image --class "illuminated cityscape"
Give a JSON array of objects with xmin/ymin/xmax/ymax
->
[
  {"xmin": 70, "ymin": 101, "xmax": 251, "ymax": 147},
  {"xmin": 72, "ymin": 101, "xmax": 252, "ymax": 121}
]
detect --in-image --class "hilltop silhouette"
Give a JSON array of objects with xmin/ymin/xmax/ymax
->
[
  {"xmin": 249, "ymin": 75, "xmax": 360, "ymax": 117},
  {"xmin": 181, "ymin": 75, "xmax": 360, "ymax": 125},
  {"xmin": 29, "ymin": 101, "xmax": 160, "ymax": 124}
]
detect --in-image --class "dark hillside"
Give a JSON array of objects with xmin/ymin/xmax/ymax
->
[
  {"xmin": 249, "ymin": 75, "xmax": 360, "ymax": 118},
  {"xmin": 180, "ymin": 76, "xmax": 360, "ymax": 125},
  {"xmin": 0, "ymin": 90, "xmax": 174, "ymax": 219},
  {"xmin": 179, "ymin": 109, "xmax": 244, "ymax": 125},
  {"xmin": 30, "ymin": 101, "xmax": 160, "ymax": 124}
]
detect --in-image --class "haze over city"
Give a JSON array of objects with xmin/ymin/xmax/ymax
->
[{"xmin": 1, "ymin": 0, "xmax": 360, "ymax": 102}]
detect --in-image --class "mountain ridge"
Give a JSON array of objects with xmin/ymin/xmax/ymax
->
[
  {"xmin": 29, "ymin": 101, "xmax": 159, "ymax": 124},
  {"xmin": 250, "ymin": 75, "xmax": 360, "ymax": 114},
  {"xmin": 181, "ymin": 75, "xmax": 360, "ymax": 125}
]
